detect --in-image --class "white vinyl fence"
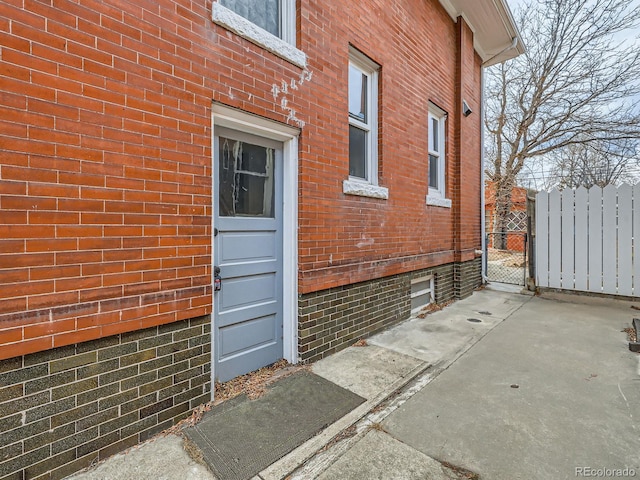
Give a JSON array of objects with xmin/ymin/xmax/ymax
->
[{"xmin": 536, "ymin": 184, "xmax": 640, "ymax": 297}]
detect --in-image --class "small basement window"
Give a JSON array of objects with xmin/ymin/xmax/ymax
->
[{"xmin": 411, "ymin": 275, "xmax": 434, "ymax": 314}]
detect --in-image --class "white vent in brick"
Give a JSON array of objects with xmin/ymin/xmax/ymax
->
[{"xmin": 410, "ymin": 275, "xmax": 434, "ymax": 314}]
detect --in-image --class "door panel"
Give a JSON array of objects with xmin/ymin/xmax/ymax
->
[
  {"xmin": 218, "ymin": 315, "xmax": 278, "ymax": 357},
  {"xmin": 217, "ymin": 274, "xmax": 277, "ymax": 314},
  {"xmin": 220, "ymin": 232, "xmax": 276, "ymax": 263},
  {"xmin": 214, "ymin": 127, "xmax": 284, "ymax": 382}
]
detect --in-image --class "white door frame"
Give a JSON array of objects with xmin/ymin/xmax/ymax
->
[{"xmin": 211, "ymin": 103, "xmax": 299, "ymax": 394}]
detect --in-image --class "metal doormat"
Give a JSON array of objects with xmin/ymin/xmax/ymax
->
[{"xmin": 184, "ymin": 371, "xmax": 365, "ymax": 480}]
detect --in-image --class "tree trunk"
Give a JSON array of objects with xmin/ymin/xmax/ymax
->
[{"xmin": 492, "ymin": 179, "xmax": 513, "ymax": 250}]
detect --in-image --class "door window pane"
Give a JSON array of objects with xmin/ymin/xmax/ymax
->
[
  {"xmin": 349, "ymin": 125, "xmax": 367, "ymax": 179},
  {"xmin": 220, "ymin": 0, "xmax": 280, "ymax": 37},
  {"xmin": 349, "ymin": 65, "xmax": 367, "ymax": 122},
  {"xmin": 219, "ymin": 137, "xmax": 275, "ymax": 217}
]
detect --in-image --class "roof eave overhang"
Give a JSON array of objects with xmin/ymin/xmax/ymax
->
[{"xmin": 439, "ymin": 0, "xmax": 526, "ymax": 66}]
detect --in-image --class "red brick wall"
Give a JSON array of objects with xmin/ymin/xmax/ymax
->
[
  {"xmin": 452, "ymin": 18, "xmax": 482, "ymax": 264},
  {"xmin": 297, "ymin": 0, "xmax": 482, "ymax": 291},
  {"xmin": 0, "ymin": 0, "xmax": 482, "ymax": 359},
  {"xmin": 485, "ymin": 181, "xmax": 528, "ymax": 210},
  {"xmin": 485, "ymin": 182, "xmax": 528, "ymax": 252}
]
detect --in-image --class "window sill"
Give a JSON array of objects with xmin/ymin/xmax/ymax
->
[
  {"xmin": 343, "ymin": 179, "xmax": 389, "ymax": 199},
  {"xmin": 212, "ymin": 3, "xmax": 307, "ymax": 69},
  {"xmin": 426, "ymin": 194, "xmax": 452, "ymax": 208}
]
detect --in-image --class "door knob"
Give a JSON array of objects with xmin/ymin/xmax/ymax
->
[{"xmin": 214, "ymin": 266, "xmax": 222, "ymax": 292}]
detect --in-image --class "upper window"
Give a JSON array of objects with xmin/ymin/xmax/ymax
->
[
  {"xmin": 348, "ymin": 50, "xmax": 379, "ymax": 184},
  {"xmin": 212, "ymin": 0, "xmax": 305, "ymax": 68},
  {"xmin": 219, "ymin": 0, "xmax": 282, "ymax": 39},
  {"xmin": 428, "ymin": 105, "xmax": 447, "ymax": 200}
]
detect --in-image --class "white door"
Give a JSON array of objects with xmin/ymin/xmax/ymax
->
[{"xmin": 214, "ymin": 127, "xmax": 283, "ymax": 382}]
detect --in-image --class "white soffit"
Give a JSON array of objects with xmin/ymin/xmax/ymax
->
[{"xmin": 439, "ymin": 0, "xmax": 525, "ymax": 66}]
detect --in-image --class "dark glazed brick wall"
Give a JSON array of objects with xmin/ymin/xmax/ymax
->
[
  {"xmin": 298, "ymin": 260, "xmax": 481, "ymax": 363},
  {"xmin": 455, "ymin": 258, "xmax": 482, "ymax": 299},
  {"xmin": 298, "ymin": 274, "xmax": 409, "ymax": 364},
  {"xmin": 0, "ymin": 316, "xmax": 211, "ymax": 480},
  {"xmin": 416, "ymin": 263, "xmax": 456, "ymax": 304}
]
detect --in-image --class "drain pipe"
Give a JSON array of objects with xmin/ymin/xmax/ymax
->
[
  {"xmin": 480, "ymin": 38, "xmax": 519, "ymax": 283},
  {"xmin": 480, "ymin": 37, "xmax": 520, "ymax": 284},
  {"xmin": 480, "ymin": 67, "xmax": 488, "ymax": 284}
]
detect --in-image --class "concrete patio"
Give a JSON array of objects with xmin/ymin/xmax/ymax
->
[{"xmin": 313, "ymin": 289, "xmax": 640, "ymax": 479}]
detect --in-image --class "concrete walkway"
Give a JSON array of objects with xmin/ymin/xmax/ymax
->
[
  {"xmin": 380, "ymin": 291, "xmax": 640, "ymax": 479},
  {"xmin": 303, "ymin": 289, "xmax": 640, "ymax": 480},
  {"xmin": 68, "ymin": 287, "xmax": 640, "ymax": 480}
]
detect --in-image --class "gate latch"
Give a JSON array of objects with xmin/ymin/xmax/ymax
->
[{"xmin": 214, "ymin": 266, "xmax": 222, "ymax": 292}]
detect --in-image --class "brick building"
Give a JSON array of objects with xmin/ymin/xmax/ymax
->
[
  {"xmin": 0, "ymin": 0, "xmax": 522, "ymax": 477},
  {"xmin": 485, "ymin": 181, "xmax": 530, "ymax": 252}
]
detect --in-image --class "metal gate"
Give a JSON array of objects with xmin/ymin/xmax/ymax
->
[{"xmin": 485, "ymin": 232, "xmax": 528, "ymax": 286}]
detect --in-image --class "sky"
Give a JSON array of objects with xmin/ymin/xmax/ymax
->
[
  {"xmin": 505, "ymin": 0, "xmax": 640, "ymax": 40},
  {"xmin": 504, "ymin": 0, "xmax": 640, "ymax": 56},
  {"xmin": 501, "ymin": 0, "xmax": 640, "ymax": 190}
]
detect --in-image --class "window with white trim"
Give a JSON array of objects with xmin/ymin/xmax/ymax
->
[
  {"xmin": 348, "ymin": 50, "xmax": 378, "ymax": 184},
  {"xmin": 426, "ymin": 104, "xmax": 450, "ymax": 207},
  {"xmin": 428, "ymin": 106, "xmax": 446, "ymax": 196},
  {"xmin": 212, "ymin": 0, "xmax": 305, "ymax": 67},
  {"xmin": 411, "ymin": 275, "xmax": 434, "ymax": 314},
  {"xmin": 218, "ymin": 0, "xmax": 293, "ymax": 41}
]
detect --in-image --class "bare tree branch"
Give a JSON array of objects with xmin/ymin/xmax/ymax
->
[{"xmin": 485, "ymin": 0, "xmax": 640, "ymax": 243}]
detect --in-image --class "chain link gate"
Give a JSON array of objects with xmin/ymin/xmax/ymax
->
[{"xmin": 485, "ymin": 232, "xmax": 528, "ymax": 286}]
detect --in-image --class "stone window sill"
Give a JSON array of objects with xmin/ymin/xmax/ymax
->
[
  {"xmin": 343, "ymin": 179, "xmax": 389, "ymax": 199},
  {"xmin": 426, "ymin": 195, "xmax": 452, "ymax": 208}
]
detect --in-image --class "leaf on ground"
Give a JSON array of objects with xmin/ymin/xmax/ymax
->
[
  {"xmin": 366, "ymin": 422, "xmax": 387, "ymax": 433},
  {"xmin": 623, "ymin": 327, "xmax": 637, "ymax": 343},
  {"xmin": 213, "ymin": 359, "xmax": 307, "ymax": 402},
  {"xmin": 439, "ymin": 460, "xmax": 480, "ymax": 480},
  {"xmin": 320, "ymin": 424, "xmax": 358, "ymax": 452},
  {"xmin": 417, "ymin": 300, "xmax": 454, "ymax": 318},
  {"xmin": 166, "ymin": 359, "xmax": 308, "ymax": 434}
]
